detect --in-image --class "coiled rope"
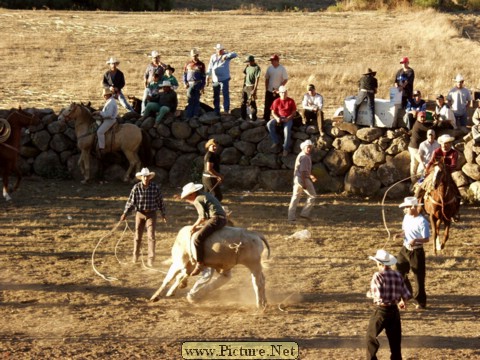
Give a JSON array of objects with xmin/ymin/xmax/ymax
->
[
  {"xmin": 0, "ymin": 118, "xmax": 11, "ymax": 143},
  {"xmin": 91, "ymin": 221, "xmax": 122, "ymax": 282}
]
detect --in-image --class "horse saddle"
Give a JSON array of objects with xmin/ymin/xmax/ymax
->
[{"xmin": 0, "ymin": 118, "xmax": 11, "ymax": 143}]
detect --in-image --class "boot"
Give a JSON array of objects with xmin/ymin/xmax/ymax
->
[
  {"xmin": 190, "ymin": 262, "xmax": 205, "ymax": 276},
  {"xmin": 463, "ymin": 133, "xmax": 473, "ymax": 143}
]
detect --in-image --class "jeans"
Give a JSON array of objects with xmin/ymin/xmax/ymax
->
[
  {"xmin": 212, "ymin": 79, "xmax": 230, "ymax": 114},
  {"xmin": 263, "ymin": 91, "xmax": 279, "ymax": 121},
  {"xmin": 134, "ymin": 211, "xmax": 157, "ymax": 262},
  {"xmin": 241, "ymin": 85, "xmax": 257, "ymax": 120},
  {"xmin": 396, "ymin": 246, "xmax": 427, "ymax": 307},
  {"xmin": 288, "ymin": 177, "xmax": 316, "ymax": 221},
  {"xmin": 454, "ymin": 113, "xmax": 468, "ymax": 127},
  {"xmin": 366, "ymin": 306, "xmax": 402, "ymax": 360},
  {"xmin": 144, "ymin": 102, "xmax": 171, "ymax": 124},
  {"xmin": 266, "ymin": 118, "xmax": 293, "ymax": 151},
  {"xmin": 186, "ymin": 82, "xmax": 202, "ymax": 119},
  {"xmin": 116, "ymin": 90, "xmax": 135, "ymax": 112},
  {"xmin": 193, "ymin": 216, "xmax": 227, "ymax": 263},
  {"xmin": 353, "ymin": 90, "xmax": 375, "ymax": 127},
  {"xmin": 202, "ymin": 175, "xmax": 223, "ymax": 202}
]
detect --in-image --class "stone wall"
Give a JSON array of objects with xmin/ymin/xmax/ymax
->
[{"xmin": 7, "ymin": 107, "xmax": 480, "ymax": 201}]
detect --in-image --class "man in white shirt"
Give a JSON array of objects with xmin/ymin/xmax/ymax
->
[
  {"xmin": 434, "ymin": 94, "xmax": 456, "ymax": 129},
  {"xmin": 263, "ymin": 54, "xmax": 288, "ymax": 121},
  {"xmin": 93, "ymin": 88, "xmax": 118, "ymax": 154},
  {"xmin": 301, "ymin": 84, "xmax": 324, "ymax": 135},
  {"xmin": 447, "ymin": 74, "xmax": 472, "ymax": 127},
  {"xmin": 415, "ymin": 129, "xmax": 440, "ymax": 176}
]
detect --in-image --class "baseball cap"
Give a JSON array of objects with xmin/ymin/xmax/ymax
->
[
  {"xmin": 270, "ymin": 54, "xmax": 280, "ymax": 61},
  {"xmin": 427, "ymin": 129, "xmax": 435, "ymax": 136},
  {"xmin": 278, "ymin": 85, "xmax": 287, "ymax": 93},
  {"xmin": 436, "ymin": 94, "xmax": 444, "ymax": 100},
  {"xmin": 244, "ymin": 55, "xmax": 255, "ymax": 63},
  {"xmin": 400, "ymin": 56, "xmax": 409, "ymax": 64},
  {"xmin": 413, "ymin": 90, "xmax": 421, "ymax": 96}
]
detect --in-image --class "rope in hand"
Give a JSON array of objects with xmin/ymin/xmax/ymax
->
[{"xmin": 91, "ymin": 220, "xmax": 122, "ymax": 282}]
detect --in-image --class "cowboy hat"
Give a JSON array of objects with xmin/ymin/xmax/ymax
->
[
  {"xmin": 363, "ymin": 68, "xmax": 376, "ymax": 76},
  {"xmin": 135, "ymin": 167, "xmax": 155, "ymax": 180},
  {"xmin": 369, "ymin": 249, "xmax": 397, "ymax": 266},
  {"xmin": 399, "ymin": 196, "xmax": 423, "ymax": 208},
  {"xmin": 181, "ymin": 182, "xmax": 203, "ymax": 199},
  {"xmin": 205, "ymin": 138, "xmax": 218, "ymax": 149},
  {"xmin": 214, "ymin": 43, "xmax": 225, "ymax": 51},
  {"xmin": 278, "ymin": 85, "xmax": 287, "ymax": 93},
  {"xmin": 300, "ymin": 139, "xmax": 314, "ymax": 151},
  {"xmin": 102, "ymin": 88, "xmax": 113, "ymax": 96},
  {"xmin": 190, "ymin": 48, "xmax": 199, "ymax": 56},
  {"xmin": 438, "ymin": 134, "xmax": 455, "ymax": 144},
  {"xmin": 150, "ymin": 50, "xmax": 160, "ymax": 58},
  {"xmin": 106, "ymin": 57, "xmax": 119, "ymax": 65},
  {"xmin": 159, "ymin": 80, "xmax": 172, "ymax": 88},
  {"xmin": 453, "ymin": 74, "xmax": 464, "ymax": 82},
  {"xmin": 165, "ymin": 64, "xmax": 175, "ymax": 73}
]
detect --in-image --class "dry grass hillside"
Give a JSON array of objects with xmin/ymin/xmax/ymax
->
[{"xmin": 1, "ymin": 9, "xmax": 480, "ymax": 117}]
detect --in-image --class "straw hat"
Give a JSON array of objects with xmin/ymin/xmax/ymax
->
[
  {"xmin": 453, "ymin": 74, "xmax": 464, "ymax": 82},
  {"xmin": 278, "ymin": 85, "xmax": 287, "ymax": 93},
  {"xmin": 300, "ymin": 139, "xmax": 314, "ymax": 151},
  {"xmin": 399, "ymin": 196, "xmax": 422, "ymax": 208},
  {"xmin": 368, "ymin": 249, "xmax": 397, "ymax": 266},
  {"xmin": 205, "ymin": 138, "xmax": 218, "ymax": 150},
  {"xmin": 150, "ymin": 50, "xmax": 160, "ymax": 58},
  {"xmin": 190, "ymin": 48, "xmax": 199, "ymax": 56},
  {"xmin": 438, "ymin": 134, "xmax": 455, "ymax": 145},
  {"xmin": 106, "ymin": 57, "xmax": 119, "ymax": 65},
  {"xmin": 135, "ymin": 167, "xmax": 155, "ymax": 180},
  {"xmin": 214, "ymin": 43, "xmax": 225, "ymax": 51},
  {"xmin": 181, "ymin": 182, "xmax": 203, "ymax": 199},
  {"xmin": 102, "ymin": 88, "xmax": 113, "ymax": 96}
]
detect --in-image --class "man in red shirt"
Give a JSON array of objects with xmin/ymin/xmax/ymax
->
[
  {"xmin": 426, "ymin": 134, "xmax": 458, "ymax": 173},
  {"xmin": 266, "ymin": 85, "xmax": 297, "ymax": 157}
]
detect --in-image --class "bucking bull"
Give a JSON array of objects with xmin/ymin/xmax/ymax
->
[{"xmin": 150, "ymin": 225, "xmax": 270, "ymax": 309}]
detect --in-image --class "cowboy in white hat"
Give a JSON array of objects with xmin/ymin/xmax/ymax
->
[
  {"xmin": 92, "ymin": 88, "xmax": 119, "ymax": 155},
  {"xmin": 120, "ymin": 168, "xmax": 167, "ymax": 267},
  {"xmin": 184, "ymin": 48, "xmax": 206, "ymax": 119},
  {"xmin": 366, "ymin": 249, "xmax": 411, "ymax": 359},
  {"xmin": 141, "ymin": 79, "xmax": 178, "ymax": 128},
  {"xmin": 102, "ymin": 56, "xmax": 135, "ymax": 112},
  {"xmin": 394, "ymin": 196, "xmax": 430, "ymax": 310},
  {"xmin": 180, "ymin": 182, "xmax": 227, "ymax": 276},
  {"xmin": 206, "ymin": 43, "xmax": 238, "ymax": 115},
  {"xmin": 141, "ymin": 51, "xmax": 166, "ymax": 114},
  {"xmin": 426, "ymin": 134, "xmax": 458, "ymax": 173},
  {"xmin": 352, "ymin": 67, "xmax": 378, "ymax": 128},
  {"xmin": 447, "ymin": 73, "xmax": 472, "ymax": 127},
  {"xmin": 287, "ymin": 139, "xmax": 317, "ymax": 222}
]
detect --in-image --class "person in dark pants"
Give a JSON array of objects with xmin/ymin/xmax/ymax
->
[
  {"xmin": 202, "ymin": 138, "xmax": 224, "ymax": 202},
  {"xmin": 394, "ymin": 56, "xmax": 415, "ymax": 109},
  {"xmin": 353, "ymin": 68, "xmax": 378, "ymax": 128},
  {"xmin": 241, "ymin": 55, "xmax": 261, "ymax": 121},
  {"xmin": 183, "ymin": 48, "xmax": 206, "ymax": 119},
  {"xmin": 263, "ymin": 54, "xmax": 288, "ymax": 121},
  {"xmin": 180, "ymin": 182, "xmax": 227, "ymax": 276},
  {"xmin": 366, "ymin": 249, "xmax": 412, "ymax": 360},
  {"xmin": 120, "ymin": 168, "xmax": 167, "ymax": 267},
  {"xmin": 395, "ymin": 196, "xmax": 430, "ymax": 309}
]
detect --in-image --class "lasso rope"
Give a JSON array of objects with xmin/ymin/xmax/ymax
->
[
  {"xmin": 91, "ymin": 221, "xmax": 122, "ymax": 282},
  {"xmin": 381, "ymin": 175, "xmax": 412, "ymax": 249}
]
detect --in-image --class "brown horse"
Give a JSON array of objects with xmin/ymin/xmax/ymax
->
[
  {"xmin": 59, "ymin": 102, "xmax": 150, "ymax": 183},
  {"xmin": 423, "ymin": 160, "xmax": 460, "ymax": 254},
  {"xmin": 0, "ymin": 109, "xmax": 41, "ymax": 201}
]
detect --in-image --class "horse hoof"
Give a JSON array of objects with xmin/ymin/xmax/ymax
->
[{"xmin": 150, "ymin": 296, "xmax": 159, "ymax": 303}]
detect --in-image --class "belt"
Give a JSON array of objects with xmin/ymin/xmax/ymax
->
[
  {"xmin": 405, "ymin": 245, "xmax": 423, "ymax": 251},
  {"xmin": 188, "ymin": 80, "xmax": 201, "ymax": 85},
  {"xmin": 375, "ymin": 303, "xmax": 397, "ymax": 308},
  {"xmin": 138, "ymin": 210, "xmax": 156, "ymax": 215},
  {"xmin": 214, "ymin": 215, "xmax": 227, "ymax": 219},
  {"xmin": 360, "ymin": 89, "xmax": 375, "ymax": 93}
]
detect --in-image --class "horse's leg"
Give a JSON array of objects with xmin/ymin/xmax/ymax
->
[
  {"xmin": 150, "ymin": 262, "xmax": 185, "ymax": 302},
  {"xmin": 430, "ymin": 214, "xmax": 438, "ymax": 255},
  {"xmin": 2, "ymin": 170, "xmax": 11, "ymax": 201},
  {"xmin": 441, "ymin": 220, "xmax": 451, "ymax": 250},
  {"xmin": 80, "ymin": 150, "xmax": 91, "ymax": 184},
  {"xmin": 122, "ymin": 150, "xmax": 140, "ymax": 182},
  {"xmin": 250, "ymin": 264, "xmax": 267, "ymax": 310},
  {"xmin": 12, "ymin": 165, "xmax": 22, "ymax": 192}
]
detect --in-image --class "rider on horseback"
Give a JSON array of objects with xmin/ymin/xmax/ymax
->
[
  {"xmin": 92, "ymin": 88, "xmax": 118, "ymax": 156},
  {"xmin": 414, "ymin": 134, "xmax": 461, "ymax": 220}
]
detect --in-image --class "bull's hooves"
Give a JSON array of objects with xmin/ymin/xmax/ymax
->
[{"xmin": 150, "ymin": 297, "xmax": 159, "ymax": 302}]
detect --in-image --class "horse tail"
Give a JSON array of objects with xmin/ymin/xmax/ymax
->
[{"xmin": 138, "ymin": 129, "xmax": 153, "ymax": 166}]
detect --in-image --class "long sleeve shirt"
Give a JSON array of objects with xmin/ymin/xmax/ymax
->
[
  {"xmin": 370, "ymin": 269, "xmax": 412, "ymax": 306},
  {"xmin": 99, "ymin": 97, "xmax": 118, "ymax": 121},
  {"xmin": 123, "ymin": 182, "xmax": 166, "ymax": 217},
  {"xmin": 426, "ymin": 147, "xmax": 458, "ymax": 172},
  {"xmin": 183, "ymin": 60, "xmax": 206, "ymax": 87},
  {"xmin": 207, "ymin": 51, "xmax": 237, "ymax": 82},
  {"xmin": 103, "ymin": 69, "xmax": 126, "ymax": 91},
  {"xmin": 193, "ymin": 192, "xmax": 226, "ymax": 220}
]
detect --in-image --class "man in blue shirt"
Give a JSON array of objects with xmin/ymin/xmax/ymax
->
[{"xmin": 206, "ymin": 44, "xmax": 237, "ymax": 115}]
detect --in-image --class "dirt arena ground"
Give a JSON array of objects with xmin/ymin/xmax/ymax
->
[{"xmin": 0, "ymin": 178, "xmax": 479, "ymax": 359}]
